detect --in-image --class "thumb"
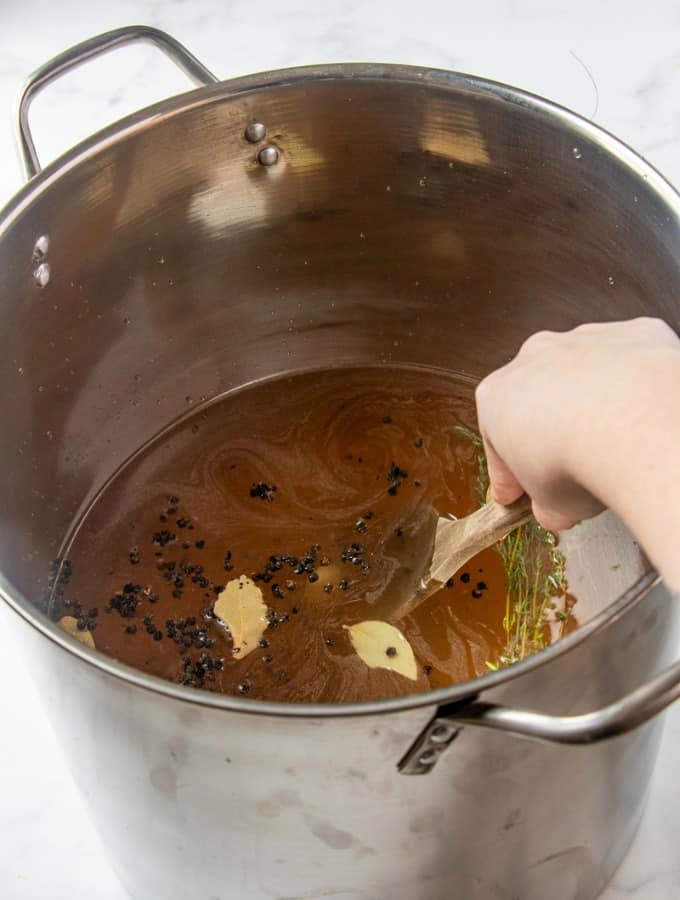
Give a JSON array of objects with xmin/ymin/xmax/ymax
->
[
  {"xmin": 482, "ymin": 436, "xmax": 524, "ymax": 506},
  {"xmin": 531, "ymin": 502, "xmax": 581, "ymax": 533}
]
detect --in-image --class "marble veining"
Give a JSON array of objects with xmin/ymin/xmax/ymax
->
[{"xmin": 0, "ymin": 1, "xmax": 678, "ymax": 898}]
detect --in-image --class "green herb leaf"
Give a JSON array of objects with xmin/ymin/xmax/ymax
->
[{"xmin": 455, "ymin": 425, "xmax": 569, "ymax": 667}]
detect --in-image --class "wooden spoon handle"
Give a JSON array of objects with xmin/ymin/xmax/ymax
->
[
  {"xmin": 428, "ymin": 495, "xmax": 534, "ymax": 586},
  {"xmin": 395, "ymin": 494, "xmax": 534, "ymax": 620}
]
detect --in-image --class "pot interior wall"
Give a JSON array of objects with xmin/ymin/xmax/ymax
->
[{"xmin": 0, "ymin": 72, "xmax": 677, "ymax": 617}]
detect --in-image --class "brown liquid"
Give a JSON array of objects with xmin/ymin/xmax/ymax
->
[{"xmin": 52, "ymin": 366, "xmax": 527, "ymax": 703}]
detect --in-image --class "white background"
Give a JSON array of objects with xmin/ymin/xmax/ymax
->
[{"xmin": 0, "ymin": 1, "xmax": 679, "ymax": 898}]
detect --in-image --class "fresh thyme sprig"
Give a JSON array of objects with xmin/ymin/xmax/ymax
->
[{"xmin": 453, "ymin": 425, "xmax": 569, "ymax": 668}]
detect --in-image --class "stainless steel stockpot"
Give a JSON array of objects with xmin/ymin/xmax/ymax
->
[{"xmin": 1, "ymin": 26, "xmax": 679, "ymax": 900}]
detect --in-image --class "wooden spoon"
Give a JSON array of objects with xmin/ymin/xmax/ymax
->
[{"xmin": 377, "ymin": 496, "xmax": 534, "ymax": 620}]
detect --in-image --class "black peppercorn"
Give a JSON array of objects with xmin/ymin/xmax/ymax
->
[{"xmin": 250, "ymin": 482, "xmax": 277, "ymax": 502}]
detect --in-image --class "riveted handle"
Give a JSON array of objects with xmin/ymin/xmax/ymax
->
[
  {"xmin": 449, "ymin": 659, "xmax": 680, "ymax": 741},
  {"xmin": 16, "ymin": 25, "xmax": 218, "ymax": 179},
  {"xmin": 400, "ymin": 654, "xmax": 680, "ymax": 774}
]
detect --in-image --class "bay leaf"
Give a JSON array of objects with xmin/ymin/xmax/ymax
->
[
  {"xmin": 57, "ymin": 616, "xmax": 96, "ymax": 649},
  {"xmin": 344, "ymin": 620, "xmax": 417, "ymax": 681},
  {"xmin": 214, "ymin": 575, "xmax": 268, "ymax": 658}
]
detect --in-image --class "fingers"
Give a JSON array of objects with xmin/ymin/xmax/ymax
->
[
  {"xmin": 473, "ymin": 319, "xmax": 678, "ymax": 539},
  {"xmin": 476, "ymin": 375, "xmax": 525, "ymax": 506},
  {"xmin": 531, "ymin": 490, "xmax": 605, "ymax": 532},
  {"xmin": 482, "ymin": 435, "xmax": 524, "ymax": 506},
  {"xmin": 530, "ymin": 503, "xmax": 581, "ymax": 533}
]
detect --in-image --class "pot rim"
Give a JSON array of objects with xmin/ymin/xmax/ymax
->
[{"xmin": 0, "ymin": 62, "xmax": 676, "ymax": 718}]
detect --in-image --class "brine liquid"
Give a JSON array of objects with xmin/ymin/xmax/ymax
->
[{"xmin": 51, "ymin": 366, "xmax": 537, "ymax": 703}]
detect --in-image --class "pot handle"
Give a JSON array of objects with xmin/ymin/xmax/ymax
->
[
  {"xmin": 399, "ymin": 658, "xmax": 680, "ymax": 775},
  {"xmin": 16, "ymin": 25, "xmax": 218, "ymax": 179}
]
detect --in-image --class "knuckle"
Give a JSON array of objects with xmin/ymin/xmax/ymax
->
[
  {"xmin": 633, "ymin": 315, "xmax": 663, "ymax": 328},
  {"xmin": 531, "ymin": 503, "xmax": 572, "ymax": 533},
  {"xmin": 475, "ymin": 375, "xmax": 496, "ymax": 411},
  {"xmin": 635, "ymin": 316, "xmax": 675, "ymax": 339},
  {"xmin": 520, "ymin": 329, "xmax": 556, "ymax": 354},
  {"xmin": 572, "ymin": 322, "xmax": 601, "ymax": 335},
  {"xmin": 474, "ymin": 377, "xmax": 489, "ymax": 402}
]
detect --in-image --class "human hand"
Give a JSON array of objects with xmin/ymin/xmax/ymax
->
[{"xmin": 475, "ymin": 317, "xmax": 680, "ymax": 534}]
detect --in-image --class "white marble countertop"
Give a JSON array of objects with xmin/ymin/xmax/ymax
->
[{"xmin": 0, "ymin": 1, "xmax": 678, "ymax": 898}]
